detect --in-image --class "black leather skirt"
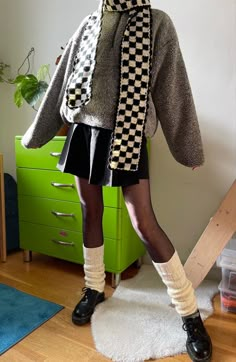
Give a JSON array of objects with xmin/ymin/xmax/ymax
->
[{"xmin": 57, "ymin": 123, "xmax": 149, "ymax": 187}]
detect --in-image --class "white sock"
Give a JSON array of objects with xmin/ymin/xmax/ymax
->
[
  {"xmin": 152, "ymin": 251, "xmax": 198, "ymax": 317},
  {"xmin": 83, "ymin": 245, "xmax": 105, "ymax": 293}
]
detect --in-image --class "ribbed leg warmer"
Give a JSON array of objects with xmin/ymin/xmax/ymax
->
[
  {"xmin": 152, "ymin": 251, "xmax": 198, "ymax": 317},
  {"xmin": 83, "ymin": 245, "xmax": 105, "ymax": 293}
]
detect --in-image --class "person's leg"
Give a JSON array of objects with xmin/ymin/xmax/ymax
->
[
  {"xmin": 72, "ymin": 177, "xmax": 105, "ymax": 325},
  {"xmin": 122, "ymin": 180, "xmax": 212, "ymax": 362}
]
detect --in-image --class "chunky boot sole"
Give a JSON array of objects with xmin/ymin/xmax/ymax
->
[
  {"xmin": 72, "ymin": 293, "xmax": 105, "ymax": 325},
  {"xmin": 186, "ymin": 344, "xmax": 212, "ymax": 362}
]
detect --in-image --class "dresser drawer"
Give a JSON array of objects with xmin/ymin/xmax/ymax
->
[
  {"xmin": 15, "ymin": 137, "xmax": 66, "ymax": 170},
  {"xmin": 17, "ymin": 168, "xmax": 121, "ymax": 208},
  {"xmin": 17, "ymin": 168, "xmax": 78, "ymax": 201},
  {"xmin": 19, "ymin": 222, "xmax": 120, "ymax": 272},
  {"xmin": 18, "ymin": 196, "xmax": 121, "ymax": 240},
  {"xmin": 20, "ymin": 221, "xmax": 83, "ymax": 263}
]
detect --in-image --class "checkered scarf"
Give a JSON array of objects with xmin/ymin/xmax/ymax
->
[{"xmin": 66, "ymin": 0, "xmax": 152, "ymax": 171}]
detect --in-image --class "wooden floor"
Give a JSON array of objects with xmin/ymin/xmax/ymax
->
[{"xmin": 0, "ymin": 252, "xmax": 236, "ymax": 362}]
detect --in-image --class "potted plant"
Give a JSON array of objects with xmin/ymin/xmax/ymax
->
[
  {"xmin": 0, "ymin": 48, "xmax": 50, "ymax": 109},
  {"xmin": 0, "ymin": 47, "xmax": 68, "ymax": 135}
]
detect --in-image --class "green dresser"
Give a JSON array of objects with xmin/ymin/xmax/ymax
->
[{"xmin": 15, "ymin": 136, "xmax": 145, "ymax": 286}]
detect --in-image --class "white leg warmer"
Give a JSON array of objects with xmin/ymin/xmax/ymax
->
[
  {"xmin": 152, "ymin": 251, "xmax": 198, "ymax": 317},
  {"xmin": 83, "ymin": 245, "xmax": 106, "ymax": 293}
]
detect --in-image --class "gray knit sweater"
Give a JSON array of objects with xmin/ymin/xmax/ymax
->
[{"xmin": 22, "ymin": 9, "xmax": 204, "ymax": 167}]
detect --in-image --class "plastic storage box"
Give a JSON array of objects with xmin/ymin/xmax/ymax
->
[
  {"xmin": 217, "ymin": 238, "xmax": 236, "ymax": 313},
  {"xmin": 220, "ymin": 268, "xmax": 236, "ymax": 291},
  {"xmin": 218, "ymin": 281, "xmax": 236, "ymax": 313},
  {"xmin": 217, "ymin": 238, "xmax": 236, "ymax": 270}
]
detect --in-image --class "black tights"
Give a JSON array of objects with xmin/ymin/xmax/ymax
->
[{"xmin": 74, "ymin": 177, "xmax": 175, "ymax": 263}]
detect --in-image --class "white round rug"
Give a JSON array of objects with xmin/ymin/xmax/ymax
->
[{"xmin": 91, "ymin": 265, "xmax": 218, "ymax": 362}]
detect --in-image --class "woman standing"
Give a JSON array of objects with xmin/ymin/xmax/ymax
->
[{"xmin": 22, "ymin": 1, "xmax": 212, "ymax": 361}]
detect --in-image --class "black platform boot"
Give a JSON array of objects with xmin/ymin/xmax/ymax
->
[
  {"xmin": 182, "ymin": 310, "xmax": 212, "ymax": 362},
  {"xmin": 72, "ymin": 287, "xmax": 105, "ymax": 325}
]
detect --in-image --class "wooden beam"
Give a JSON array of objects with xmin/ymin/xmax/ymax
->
[
  {"xmin": 184, "ymin": 180, "xmax": 236, "ymax": 289},
  {"xmin": 0, "ymin": 154, "xmax": 7, "ymax": 262}
]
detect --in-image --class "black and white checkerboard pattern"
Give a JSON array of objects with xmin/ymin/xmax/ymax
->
[
  {"xmin": 66, "ymin": 11, "xmax": 102, "ymax": 109},
  {"xmin": 105, "ymin": 0, "xmax": 149, "ymax": 12},
  {"xmin": 65, "ymin": 0, "xmax": 151, "ymax": 171},
  {"xmin": 109, "ymin": 6, "xmax": 151, "ymax": 171}
]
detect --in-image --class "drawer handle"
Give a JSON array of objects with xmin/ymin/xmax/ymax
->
[
  {"xmin": 51, "ymin": 182, "xmax": 74, "ymax": 188},
  {"xmin": 51, "ymin": 211, "xmax": 75, "ymax": 218},
  {"xmin": 50, "ymin": 152, "xmax": 62, "ymax": 157},
  {"xmin": 51, "ymin": 239, "xmax": 75, "ymax": 246}
]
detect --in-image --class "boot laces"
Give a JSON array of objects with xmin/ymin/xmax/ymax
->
[
  {"xmin": 182, "ymin": 318, "xmax": 205, "ymax": 343},
  {"xmin": 81, "ymin": 287, "xmax": 92, "ymax": 301}
]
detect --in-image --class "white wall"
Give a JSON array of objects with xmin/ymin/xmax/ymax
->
[
  {"xmin": 0, "ymin": 0, "xmax": 235, "ymax": 264},
  {"xmin": 0, "ymin": 0, "xmax": 96, "ymax": 177},
  {"xmin": 149, "ymin": 0, "xmax": 236, "ymax": 262}
]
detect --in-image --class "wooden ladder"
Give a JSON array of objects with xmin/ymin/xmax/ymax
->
[{"xmin": 184, "ymin": 180, "xmax": 236, "ymax": 289}]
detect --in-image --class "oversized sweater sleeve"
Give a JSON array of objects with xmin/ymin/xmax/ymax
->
[
  {"xmin": 151, "ymin": 15, "xmax": 204, "ymax": 167},
  {"xmin": 21, "ymin": 17, "xmax": 89, "ymax": 149},
  {"xmin": 21, "ymin": 40, "xmax": 72, "ymax": 148}
]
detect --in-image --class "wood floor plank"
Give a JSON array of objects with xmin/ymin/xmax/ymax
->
[{"xmin": 1, "ymin": 251, "xmax": 236, "ymax": 361}]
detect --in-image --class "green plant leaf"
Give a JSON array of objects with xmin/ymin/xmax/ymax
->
[
  {"xmin": 14, "ymin": 87, "xmax": 24, "ymax": 108},
  {"xmin": 23, "ymin": 74, "xmax": 38, "ymax": 83},
  {"xmin": 0, "ymin": 62, "xmax": 10, "ymax": 83},
  {"xmin": 14, "ymin": 75, "xmax": 28, "ymax": 85},
  {"xmin": 37, "ymin": 64, "xmax": 50, "ymax": 81},
  {"xmin": 12, "ymin": 74, "xmax": 48, "ymax": 107},
  {"xmin": 1, "ymin": 58, "xmax": 50, "ymax": 108},
  {"xmin": 21, "ymin": 79, "xmax": 48, "ymax": 107}
]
